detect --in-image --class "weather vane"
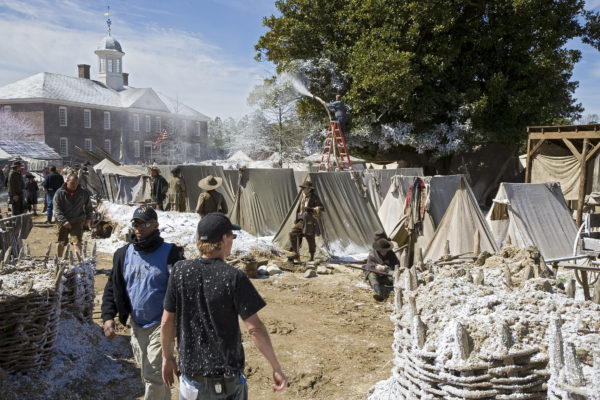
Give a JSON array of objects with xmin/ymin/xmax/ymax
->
[{"xmin": 104, "ymin": 5, "xmax": 112, "ymax": 35}]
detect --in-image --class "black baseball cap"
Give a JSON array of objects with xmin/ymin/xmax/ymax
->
[
  {"xmin": 197, "ymin": 212, "xmax": 241, "ymax": 242},
  {"xmin": 131, "ymin": 205, "xmax": 158, "ymax": 222}
]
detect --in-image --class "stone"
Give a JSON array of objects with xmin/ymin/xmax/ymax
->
[
  {"xmin": 267, "ymin": 265, "xmax": 281, "ymax": 275},
  {"xmin": 316, "ymin": 266, "xmax": 330, "ymax": 275},
  {"xmin": 256, "ymin": 265, "xmax": 268, "ymax": 275},
  {"xmin": 304, "ymin": 269, "xmax": 317, "ymax": 278}
]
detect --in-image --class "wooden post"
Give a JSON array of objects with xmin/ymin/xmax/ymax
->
[
  {"xmin": 525, "ymin": 133, "xmax": 532, "ymax": 183},
  {"xmin": 473, "ymin": 230, "xmax": 480, "ymax": 257}
]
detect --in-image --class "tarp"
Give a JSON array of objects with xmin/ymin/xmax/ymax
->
[
  {"xmin": 486, "ymin": 182, "xmax": 577, "ymax": 260},
  {"xmin": 115, "ymin": 176, "xmax": 150, "ymax": 204},
  {"xmin": 364, "ymin": 168, "xmax": 425, "ymax": 210},
  {"xmin": 94, "ymin": 159, "xmax": 144, "ymax": 177},
  {"xmin": 424, "ymin": 177, "xmax": 499, "ymax": 260},
  {"xmin": 530, "ymin": 141, "xmax": 594, "ymax": 201},
  {"xmin": 230, "ymin": 169, "xmax": 297, "ymax": 236},
  {"xmin": 273, "ymin": 172, "xmax": 384, "ymax": 257},
  {"xmin": 84, "ymin": 167, "xmax": 106, "ymax": 197},
  {"xmin": 293, "ymin": 171, "xmax": 309, "ymax": 188},
  {"xmin": 223, "ymin": 169, "xmax": 239, "ymax": 195},
  {"xmin": 155, "ymin": 165, "xmax": 235, "ymax": 212}
]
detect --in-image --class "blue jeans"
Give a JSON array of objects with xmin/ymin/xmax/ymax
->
[
  {"xmin": 180, "ymin": 374, "xmax": 247, "ymax": 400},
  {"xmin": 46, "ymin": 193, "xmax": 55, "ymax": 221}
]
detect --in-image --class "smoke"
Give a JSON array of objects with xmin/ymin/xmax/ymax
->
[{"xmin": 279, "ymin": 72, "xmax": 313, "ymax": 98}]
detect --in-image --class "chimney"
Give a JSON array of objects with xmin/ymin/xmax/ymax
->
[
  {"xmin": 78, "ymin": 64, "xmax": 90, "ymax": 79},
  {"xmin": 122, "ymin": 73, "xmax": 129, "ymax": 86}
]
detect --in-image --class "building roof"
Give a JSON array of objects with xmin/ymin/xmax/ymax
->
[
  {"xmin": 0, "ymin": 72, "xmax": 210, "ymax": 120},
  {"xmin": 97, "ymin": 34, "xmax": 123, "ymax": 53},
  {"xmin": 0, "ymin": 140, "xmax": 62, "ymax": 160}
]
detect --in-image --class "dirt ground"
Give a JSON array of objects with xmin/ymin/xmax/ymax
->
[{"xmin": 22, "ymin": 212, "xmax": 395, "ymax": 400}]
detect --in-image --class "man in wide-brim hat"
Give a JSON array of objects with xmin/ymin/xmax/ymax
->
[
  {"xmin": 195, "ymin": 175, "xmax": 228, "ymax": 217},
  {"xmin": 7, "ymin": 160, "xmax": 24, "ymax": 216},
  {"xmin": 167, "ymin": 168, "xmax": 187, "ymax": 212},
  {"xmin": 363, "ymin": 238, "xmax": 401, "ymax": 302},
  {"xmin": 288, "ymin": 180, "xmax": 324, "ymax": 262}
]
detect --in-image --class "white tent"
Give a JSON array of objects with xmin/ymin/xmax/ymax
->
[
  {"xmin": 424, "ymin": 177, "xmax": 499, "ymax": 260},
  {"xmin": 486, "ymin": 182, "xmax": 577, "ymax": 260}
]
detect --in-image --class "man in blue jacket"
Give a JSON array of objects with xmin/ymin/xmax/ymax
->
[{"xmin": 101, "ymin": 205, "xmax": 184, "ymax": 400}]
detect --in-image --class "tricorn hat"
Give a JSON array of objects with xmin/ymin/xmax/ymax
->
[
  {"xmin": 299, "ymin": 180, "xmax": 314, "ymax": 190},
  {"xmin": 198, "ymin": 175, "xmax": 223, "ymax": 190},
  {"xmin": 373, "ymin": 238, "xmax": 393, "ymax": 252}
]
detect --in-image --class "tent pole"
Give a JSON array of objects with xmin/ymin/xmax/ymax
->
[{"xmin": 525, "ymin": 132, "xmax": 532, "ymax": 183}]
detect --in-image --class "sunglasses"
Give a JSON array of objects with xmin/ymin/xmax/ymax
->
[
  {"xmin": 132, "ymin": 220, "xmax": 152, "ymax": 228},
  {"xmin": 227, "ymin": 232, "xmax": 237, "ymax": 239}
]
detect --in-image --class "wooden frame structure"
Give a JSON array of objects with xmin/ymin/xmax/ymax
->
[
  {"xmin": 526, "ymin": 124, "xmax": 600, "ymax": 300},
  {"xmin": 526, "ymin": 124, "xmax": 600, "ymax": 226}
]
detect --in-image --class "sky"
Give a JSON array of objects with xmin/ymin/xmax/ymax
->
[{"xmin": 0, "ymin": 0, "xmax": 599, "ymax": 121}]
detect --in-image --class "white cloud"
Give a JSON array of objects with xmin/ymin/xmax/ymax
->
[{"xmin": 0, "ymin": 0, "xmax": 270, "ymax": 118}]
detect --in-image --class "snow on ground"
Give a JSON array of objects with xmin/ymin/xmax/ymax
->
[
  {"xmin": 96, "ymin": 202, "xmax": 279, "ymax": 258},
  {"xmin": 6, "ymin": 317, "xmax": 136, "ymax": 399}
]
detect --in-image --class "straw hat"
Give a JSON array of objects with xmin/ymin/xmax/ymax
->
[{"xmin": 198, "ymin": 175, "xmax": 223, "ymax": 190}]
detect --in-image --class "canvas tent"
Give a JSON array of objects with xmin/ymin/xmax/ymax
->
[
  {"xmin": 364, "ymin": 168, "xmax": 424, "ymax": 210},
  {"xmin": 230, "ymin": 169, "xmax": 297, "ymax": 236},
  {"xmin": 486, "ymin": 182, "xmax": 577, "ymax": 260},
  {"xmin": 273, "ymin": 172, "xmax": 384, "ymax": 257},
  {"xmin": 93, "ymin": 159, "xmax": 148, "ymax": 203},
  {"xmin": 424, "ymin": 177, "xmax": 499, "ymax": 260},
  {"xmin": 155, "ymin": 165, "xmax": 235, "ymax": 212},
  {"xmin": 379, "ymin": 175, "xmax": 469, "ymax": 254}
]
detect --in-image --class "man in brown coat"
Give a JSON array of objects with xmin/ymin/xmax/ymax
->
[
  {"xmin": 195, "ymin": 175, "xmax": 228, "ymax": 217},
  {"xmin": 288, "ymin": 181, "xmax": 324, "ymax": 262},
  {"xmin": 167, "ymin": 168, "xmax": 187, "ymax": 212},
  {"xmin": 7, "ymin": 160, "xmax": 24, "ymax": 216}
]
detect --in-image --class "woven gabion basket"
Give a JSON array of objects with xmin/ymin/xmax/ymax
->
[
  {"xmin": 61, "ymin": 261, "xmax": 96, "ymax": 322},
  {"xmin": 0, "ymin": 266, "xmax": 61, "ymax": 373}
]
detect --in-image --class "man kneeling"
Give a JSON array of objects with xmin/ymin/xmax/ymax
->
[
  {"xmin": 364, "ymin": 238, "xmax": 400, "ymax": 301},
  {"xmin": 161, "ymin": 212, "xmax": 288, "ymax": 399}
]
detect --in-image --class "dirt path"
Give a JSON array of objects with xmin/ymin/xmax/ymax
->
[{"xmin": 23, "ymin": 213, "xmax": 395, "ymax": 399}]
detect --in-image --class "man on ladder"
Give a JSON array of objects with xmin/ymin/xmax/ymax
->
[{"xmin": 315, "ymin": 94, "xmax": 352, "ymax": 171}]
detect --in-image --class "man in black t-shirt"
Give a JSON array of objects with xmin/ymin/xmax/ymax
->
[{"xmin": 161, "ymin": 213, "xmax": 288, "ymax": 399}]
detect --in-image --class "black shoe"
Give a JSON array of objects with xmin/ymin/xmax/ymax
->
[{"xmin": 373, "ymin": 293, "xmax": 385, "ymax": 302}]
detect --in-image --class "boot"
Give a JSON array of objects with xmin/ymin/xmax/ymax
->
[
  {"xmin": 372, "ymin": 283, "xmax": 385, "ymax": 302},
  {"xmin": 309, "ymin": 253, "xmax": 314, "ymax": 262}
]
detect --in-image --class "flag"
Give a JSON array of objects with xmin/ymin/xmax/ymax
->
[{"xmin": 153, "ymin": 128, "xmax": 168, "ymax": 150}]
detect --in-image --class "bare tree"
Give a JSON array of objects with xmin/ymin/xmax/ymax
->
[{"xmin": 0, "ymin": 110, "xmax": 36, "ymax": 140}]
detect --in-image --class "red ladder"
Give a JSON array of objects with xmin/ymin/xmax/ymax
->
[{"xmin": 318, "ymin": 121, "xmax": 352, "ymax": 172}]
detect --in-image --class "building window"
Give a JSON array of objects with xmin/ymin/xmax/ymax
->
[
  {"xmin": 3, "ymin": 105, "xmax": 11, "ymax": 113},
  {"xmin": 156, "ymin": 117, "xmax": 161, "ymax": 132},
  {"xmin": 58, "ymin": 106, "xmax": 67, "ymax": 127},
  {"xmin": 84, "ymin": 138, "xmax": 92, "ymax": 151},
  {"xmin": 133, "ymin": 114, "xmax": 139, "ymax": 132},
  {"xmin": 59, "ymin": 137, "xmax": 68, "ymax": 156},
  {"xmin": 104, "ymin": 111, "xmax": 111, "ymax": 130},
  {"xmin": 104, "ymin": 139, "xmax": 111, "ymax": 154},
  {"xmin": 196, "ymin": 144, "xmax": 202, "ymax": 158},
  {"xmin": 116, "ymin": 59, "xmax": 121, "ymax": 73},
  {"xmin": 134, "ymin": 140, "xmax": 140, "ymax": 158},
  {"xmin": 196, "ymin": 121, "xmax": 201, "ymax": 136},
  {"xmin": 145, "ymin": 115, "xmax": 151, "ymax": 133},
  {"xmin": 108, "ymin": 59, "xmax": 113, "ymax": 73},
  {"xmin": 84, "ymin": 109, "xmax": 91, "ymax": 128},
  {"xmin": 144, "ymin": 141, "xmax": 153, "ymax": 158},
  {"xmin": 100, "ymin": 58, "xmax": 105, "ymax": 73}
]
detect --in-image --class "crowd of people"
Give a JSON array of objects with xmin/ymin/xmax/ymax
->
[{"xmin": 6, "ymin": 149, "xmax": 401, "ymax": 398}]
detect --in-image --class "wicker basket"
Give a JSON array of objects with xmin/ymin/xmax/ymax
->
[
  {"xmin": 61, "ymin": 262, "xmax": 95, "ymax": 322},
  {"xmin": 0, "ymin": 288, "xmax": 61, "ymax": 373}
]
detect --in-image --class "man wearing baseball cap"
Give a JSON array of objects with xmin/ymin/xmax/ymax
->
[
  {"xmin": 101, "ymin": 205, "xmax": 184, "ymax": 400},
  {"xmin": 161, "ymin": 212, "xmax": 288, "ymax": 398}
]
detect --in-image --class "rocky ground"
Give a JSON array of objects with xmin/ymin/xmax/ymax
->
[{"xmin": 13, "ymin": 212, "xmax": 395, "ymax": 400}]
